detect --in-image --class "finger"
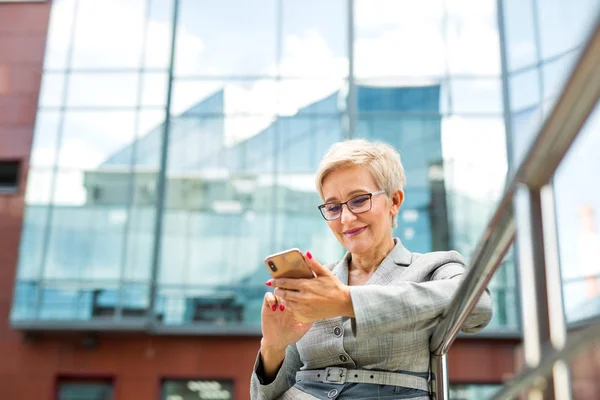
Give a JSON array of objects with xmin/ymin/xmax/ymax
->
[
  {"xmin": 272, "ymin": 278, "xmax": 305, "ymax": 290},
  {"xmin": 274, "ymin": 288, "xmax": 301, "ymax": 302},
  {"xmin": 305, "ymin": 251, "xmax": 332, "ymax": 277},
  {"xmin": 264, "ymin": 292, "xmax": 279, "ymax": 312}
]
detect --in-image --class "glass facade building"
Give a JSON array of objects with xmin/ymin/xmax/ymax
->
[
  {"xmin": 10, "ymin": 0, "xmax": 553, "ymax": 335},
  {"xmin": 501, "ymin": 0, "xmax": 600, "ymax": 324},
  {"xmin": 11, "ymin": 0, "xmax": 600, "ymax": 337},
  {"xmin": 11, "ymin": 0, "xmax": 519, "ymax": 333}
]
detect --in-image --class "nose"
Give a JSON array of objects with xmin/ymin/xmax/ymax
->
[{"xmin": 340, "ymin": 204, "xmax": 357, "ymax": 224}]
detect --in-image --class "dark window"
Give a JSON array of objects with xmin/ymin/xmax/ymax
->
[
  {"xmin": 57, "ymin": 380, "xmax": 113, "ymax": 400},
  {"xmin": 162, "ymin": 379, "xmax": 234, "ymax": 400},
  {"xmin": 0, "ymin": 160, "xmax": 20, "ymax": 193}
]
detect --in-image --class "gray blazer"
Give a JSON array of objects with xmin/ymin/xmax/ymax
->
[{"xmin": 251, "ymin": 240, "xmax": 493, "ymax": 399}]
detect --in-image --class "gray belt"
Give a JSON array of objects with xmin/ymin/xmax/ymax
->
[{"xmin": 296, "ymin": 367, "xmax": 430, "ymax": 392}]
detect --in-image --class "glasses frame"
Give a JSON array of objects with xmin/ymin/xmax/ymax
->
[{"xmin": 318, "ymin": 190, "xmax": 386, "ymax": 221}]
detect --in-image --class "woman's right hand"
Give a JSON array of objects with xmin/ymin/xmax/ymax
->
[{"xmin": 260, "ymin": 291, "xmax": 313, "ymax": 351}]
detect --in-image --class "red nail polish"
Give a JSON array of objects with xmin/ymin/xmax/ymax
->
[
  {"xmin": 266, "ymin": 280, "xmax": 272, "ymax": 286},
  {"xmin": 280, "ymin": 304, "xmax": 285, "ymax": 311},
  {"xmin": 306, "ymin": 251, "xmax": 313, "ymax": 260},
  {"xmin": 272, "ymin": 305, "xmax": 277, "ymax": 311}
]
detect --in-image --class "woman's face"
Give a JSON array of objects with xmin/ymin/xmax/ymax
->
[{"xmin": 321, "ymin": 165, "xmax": 403, "ymax": 255}]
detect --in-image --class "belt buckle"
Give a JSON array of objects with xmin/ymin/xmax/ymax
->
[{"xmin": 323, "ymin": 367, "xmax": 347, "ymax": 384}]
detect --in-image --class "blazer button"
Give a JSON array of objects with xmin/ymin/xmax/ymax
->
[
  {"xmin": 333, "ymin": 326, "xmax": 342, "ymax": 337},
  {"xmin": 339, "ymin": 354, "xmax": 348, "ymax": 362},
  {"xmin": 327, "ymin": 389, "xmax": 338, "ymax": 398}
]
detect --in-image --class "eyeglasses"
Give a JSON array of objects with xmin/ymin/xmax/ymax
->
[{"xmin": 318, "ymin": 190, "xmax": 386, "ymax": 221}]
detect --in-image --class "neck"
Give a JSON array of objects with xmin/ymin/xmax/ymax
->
[{"xmin": 350, "ymin": 237, "xmax": 396, "ymax": 274}]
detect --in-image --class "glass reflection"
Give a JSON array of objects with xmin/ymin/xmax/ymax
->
[
  {"xmin": 66, "ymin": 74, "xmax": 139, "ymax": 108},
  {"xmin": 71, "ymin": 0, "xmax": 147, "ymax": 69},
  {"xmin": 174, "ymin": 0, "xmax": 277, "ymax": 76},
  {"xmin": 536, "ymin": 0, "xmax": 600, "ymax": 59},
  {"xmin": 502, "ymin": 0, "xmax": 537, "ymax": 71},
  {"xmin": 445, "ymin": 0, "xmax": 500, "ymax": 76},
  {"xmin": 354, "ymin": 0, "xmax": 445, "ymax": 78},
  {"xmin": 281, "ymin": 0, "xmax": 348, "ymax": 78},
  {"xmin": 43, "ymin": 0, "xmax": 76, "ymax": 70}
]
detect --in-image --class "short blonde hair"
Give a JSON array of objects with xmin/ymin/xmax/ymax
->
[{"xmin": 315, "ymin": 139, "xmax": 406, "ymax": 227}]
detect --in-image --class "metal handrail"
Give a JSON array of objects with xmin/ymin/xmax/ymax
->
[
  {"xmin": 429, "ymin": 15, "xmax": 600, "ymax": 399},
  {"xmin": 492, "ymin": 316, "xmax": 600, "ymax": 400}
]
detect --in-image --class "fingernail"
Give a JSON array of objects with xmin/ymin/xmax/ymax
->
[
  {"xmin": 272, "ymin": 305, "xmax": 277, "ymax": 311},
  {"xmin": 280, "ymin": 304, "xmax": 285, "ymax": 311},
  {"xmin": 265, "ymin": 280, "xmax": 272, "ymax": 286},
  {"xmin": 306, "ymin": 251, "xmax": 313, "ymax": 260}
]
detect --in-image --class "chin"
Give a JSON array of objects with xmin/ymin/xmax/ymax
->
[{"xmin": 340, "ymin": 234, "xmax": 373, "ymax": 254}]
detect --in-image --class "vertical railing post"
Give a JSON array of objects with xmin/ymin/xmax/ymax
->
[
  {"xmin": 514, "ymin": 183, "xmax": 572, "ymax": 399},
  {"xmin": 431, "ymin": 354, "xmax": 449, "ymax": 399}
]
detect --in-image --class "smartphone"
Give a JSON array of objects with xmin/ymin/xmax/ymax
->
[{"xmin": 264, "ymin": 248, "xmax": 314, "ymax": 279}]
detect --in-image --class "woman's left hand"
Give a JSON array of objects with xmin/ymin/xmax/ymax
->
[{"xmin": 270, "ymin": 252, "xmax": 354, "ymax": 322}]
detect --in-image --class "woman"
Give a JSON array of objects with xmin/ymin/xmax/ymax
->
[{"xmin": 251, "ymin": 139, "xmax": 493, "ymax": 399}]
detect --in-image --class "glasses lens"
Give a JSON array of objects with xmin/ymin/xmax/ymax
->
[
  {"xmin": 348, "ymin": 194, "xmax": 371, "ymax": 213},
  {"xmin": 323, "ymin": 203, "xmax": 342, "ymax": 220}
]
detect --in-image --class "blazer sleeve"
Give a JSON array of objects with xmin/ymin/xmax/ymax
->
[
  {"xmin": 250, "ymin": 344, "xmax": 302, "ymax": 400},
  {"xmin": 348, "ymin": 261, "xmax": 493, "ymax": 340}
]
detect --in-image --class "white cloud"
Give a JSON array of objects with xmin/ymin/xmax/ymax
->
[
  {"xmin": 354, "ymin": 0, "xmax": 500, "ymax": 77},
  {"xmin": 441, "ymin": 115, "xmax": 508, "ymax": 200}
]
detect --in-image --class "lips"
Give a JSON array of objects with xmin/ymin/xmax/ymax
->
[{"xmin": 343, "ymin": 226, "xmax": 367, "ymax": 238}]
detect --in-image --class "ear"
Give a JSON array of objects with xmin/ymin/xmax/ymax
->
[{"xmin": 390, "ymin": 189, "xmax": 404, "ymax": 217}]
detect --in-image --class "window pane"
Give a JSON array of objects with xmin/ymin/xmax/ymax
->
[
  {"xmin": 277, "ymin": 79, "xmax": 345, "ymax": 116},
  {"xmin": 16, "ymin": 205, "xmax": 49, "ymax": 280},
  {"xmin": 509, "ymin": 69, "xmax": 540, "ymax": 111},
  {"xmin": 71, "ymin": 0, "xmax": 147, "ymax": 69},
  {"xmin": 40, "ymin": 282, "xmax": 99, "ymax": 320},
  {"xmin": 536, "ymin": 0, "xmax": 600, "ymax": 60},
  {"xmin": 162, "ymin": 380, "xmax": 233, "ymax": 400},
  {"xmin": 354, "ymin": 0, "xmax": 445, "ymax": 78},
  {"xmin": 448, "ymin": 79, "xmax": 502, "ymax": 114},
  {"xmin": 541, "ymin": 53, "xmax": 578, "ymax": 115},
  {"xmin": 30, "ymin": 110, "xmax": 61, "ymax": 168},
  {"xmin": 43, "ymin": 0, "xmax": 76, "ymax": 70},
  {"xmin": 39, "ymin": 72, "xmax": 66, "ymax": 107},
  {"xmin": 0, "ymin": 160, "xmax": 20, "ymax": 193},
  {"xmin": 141, "ymin": 72, "xmax": 169, "ymax": 107},
  {"xmin": 44, "ymin": 206, "xmax": 126, "ymax": 280},
  {"xmin": 281, "ymin": 0, "xmax": 348, "ymax": 78},
  {"xmin": 58, "ymin": 111, "xmax": 137, "ymax": 169},
  {"xmin": 174, "ymin": 0, "xmax": 277, "ymax": 76},
  {"xmin": 170, "ymin": 79, "xmax": 277, "ymax": 118},
  {"xmin": 445, "ymin": 0, "xmax": 500, "ymax": 76},
  {"xmin": 66, "ymin": 74, "xmax": 139, "ymax": 108},
  {"xmin": 143, "ymin": 0, "xmax": 175, "ymax": 69},
  {"xmin": 502, "ymin": 0, "xmax": 537, "ymax": 71},
  {"xmin": 58, "ymin": 381, "xmax": 113, "ymax": 400}
]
